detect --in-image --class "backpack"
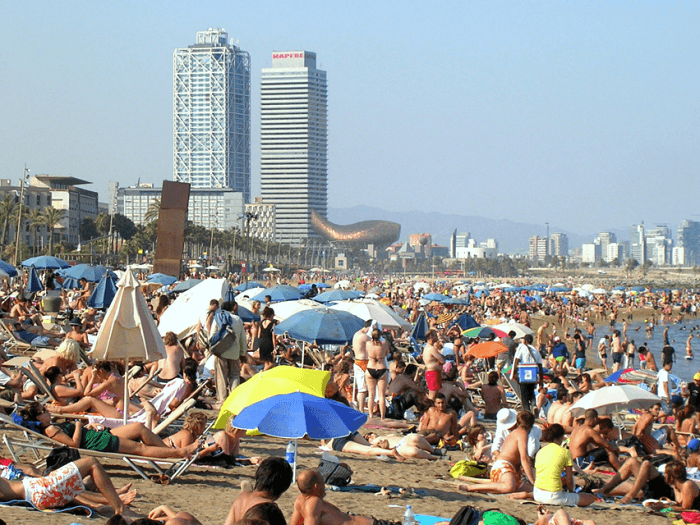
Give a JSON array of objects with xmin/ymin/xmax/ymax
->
[
  {"xmin": 318, "ymin": 455, "xmax": 353, "ymax": 487},
  {"xmin": 43, "ymin": 446, "xmax": 81, "ymax": 476},
  {"xmin": 448, "ymin": 505, "xmax": 480, "ymax": 525},
  {"xmin": 449, "ymin": 460, "xmax": 488, "ymax": 479},
  {"xmin": 209, "ymin": 310, "xmax": 236, "ymax": 357}
]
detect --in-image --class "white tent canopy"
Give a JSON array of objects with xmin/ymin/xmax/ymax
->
[{"xmin": 158, "ymin": 278, "xmax": 233, "ymax": 340}]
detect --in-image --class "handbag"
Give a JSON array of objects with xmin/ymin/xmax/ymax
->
[
  {"xmin": 318, "ymin": 456, "xmax": 353, "ymax": 486},
  {"xmin": 449, "ymin": 460, "xmax": 488, "ymax": 478},
  {"xmin": 209, "ymin": 325, "xmax": 236, "ymax": 357}
]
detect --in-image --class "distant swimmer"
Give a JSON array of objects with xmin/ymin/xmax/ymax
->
[{"xmin": 687, "ymin": 334, "xmax": 694, "ymax": 360}]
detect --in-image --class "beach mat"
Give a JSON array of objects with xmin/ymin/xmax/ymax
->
[
  {"xmin": 0, "ymin": 498, "xmax": 94, "ymax": 517},
  {"xmin": 417, "ymin": 514, "xmax": 450, "ymax": 525},
  {"xmin": 328, "ymin": 484, "xmax": 426, "ymax": 495}
]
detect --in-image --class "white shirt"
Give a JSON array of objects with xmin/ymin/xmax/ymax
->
[
  {"xmin": 598, "ymin": 338, "xmax": 608, "ymax": 350},
  {"xmin": 658, "ymin": 368, "xmax": 670, "ymax": 400},
  {"xmin": 511, "ymin": 343, "xmax": 542, "ymax": 380}
]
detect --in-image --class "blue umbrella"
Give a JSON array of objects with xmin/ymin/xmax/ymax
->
[
  {"xmin": 0, "ymin": 259, "xmax": 18, "ymax": 278},
  {"xmin": 274, "ymin": 308, "xmax": 365, "ymax": 345},
  {"xmin": 87, "ymin": 272, "xmax": 118, "ymax": 309},
  {"xmin": 147, "ymin": 273, "xmax": 178, "ymax": 286},
  {"xmin": 314, "ymin": 289, "xmax": 363, "ymax": 303},
  {"xmin": 233, "ymin": 281, "xmax": 264, "ymax": 292},
  {"xmin": 232, "ymin": 392, "xmax": 367, "ymax": 481},
  {"xmin": 443, "ymin": 296, "xmax": 469, "ymax": 305},
  {"xmin": 59, "ymin": 276, "xmax": 81, "ymax": 289},
  {"xmin": 423, "ymin": 292, "xmax": 451, "ymax": 303},
  {"xmin": 631, "ymin": 286, "xmax": 646, "ymax": 293},
  {"xmin": 171, "ymin": 279, "xmax": 202, "ymax": 293},
  {"xmin": 410, "ymin": 312, "xmax": 429, "ymax": 341},
  {"xmin": 27, "ymin": 265, "xmax": 43, "ymax": 293},
  {"xmin": 236, "ymin": 305, "xmax": 260, "ymax": 323},
  {"xmin": 613, "ymin": 286, "xmax": 626, "ymax": 291},
  {"xmin": 251, "ymin": 285, "xmax": 304, "ymax": 303},
  {"xmin": 451, "ymin": 313, "xmax": 479, "ymax": 331},
  {"xmin": 22, "ymin": 256, "xmax": 70, "ymax": 269},
  {"xmin": 64, "ymin": 264, "xmax": 116, "ymax": 283},
  {"xmin": 548, "ymin": 287, "xmax": 571, "ymax": 293}
]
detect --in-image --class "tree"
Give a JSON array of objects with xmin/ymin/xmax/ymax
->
[
  {"xmin": 80, "ymin": 217, "xmax": 99, "ymax": 243},
  {"xmin": 112, "ymin": 214, "xmax": 137, "ymax": 240},
  {"xmin": 27, "ymin": 208, "xmax": 44, "ymax": 255},
  {"xmin": 40, "ymin": 207, "xmax": 66, "ymax": 256},
  {"xmin": 144, "ymin": 197, "xmax": 161, "ymax": 223},
  {"xmin": 625, "ymin": 258, "xmax": 639, "ymax": 272},
  {"xmin": 0, "ymin": 193, "xmax": 18, "ymax": 245}
]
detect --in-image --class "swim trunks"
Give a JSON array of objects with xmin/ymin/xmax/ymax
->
[
  {"xmin": 355, "ymin": 359, "xmax": 368, "ymax": 372},
  {"xmin": 425, "ymin": 370, "xmax": 442, "ymax": 392},
  {"xmin": 331, "ymin": 431, "xmax": 359, "ymax": 452},
  {"xmin": 353, "ymin": 363, "xmax": 367, "ymax": 394},
  {"xmin": 612, "ymin": 353, "xmax": 623, "ymax": 364},
  {"xmin": 489, "ymin": 459, "xmax": 522, "ymax": 487},
  {"xmin": 22, "ymin": 462, "xmax": 85, "ymax": 510},
  {"xmin": 573, "ymin": 447, "xmax": 608, "ymax": 470},
  {"xmin": 575, "ymin": 358, "xmax": 586, "ymax": 369}
]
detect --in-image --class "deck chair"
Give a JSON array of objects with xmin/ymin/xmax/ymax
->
[
  {"xmin": 500, "ymin": 374, "xmax": 523, "ymax": 410},
  {"xmin": 0, "ymin": 321, "xmax": 33, "ymax": 354},
  {"xmin": 0, "ymin": 412, "xmax": 200, "ymax": 484}
]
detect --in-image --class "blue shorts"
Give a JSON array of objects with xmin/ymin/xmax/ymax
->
[
  {"xmin": 575, "ymin": 358, "xmax": 586, "ymax": 369},
  {"xmin": 612, "ymin": 353, "xmax": 623, "ymax": 364}
]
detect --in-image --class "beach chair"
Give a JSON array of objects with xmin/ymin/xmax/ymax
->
[
  {"xmin": 0, "ymin": 412, "xmax": 200, "ymax": 483},
  {"xmin": 500, "ymin": 374, "xmax": 523, "ymax": 410},
  {"xmin": 0, "ymin": 320, "xmax": 33, "ymax": 354}
]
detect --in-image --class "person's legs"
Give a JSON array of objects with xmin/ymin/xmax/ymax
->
[
  {"xmin": 341, "ymin": 440, "xmax": 404, "ymax": 461},
  {"xmin": 50, "ymin": 397, "xmax": 123, "ymax": 419},
  {"xmin": 354, "ymin": 364, "xmax": 367, "ymax": 413},
  {"xmin": 404, "ymin": 434, "xmax": 435, "ymax": 452},
  {"xmin": 117, "ymin": 436, "xmax": 198, "ymax": 458},
  {"xmin": 229, "ymin": 359, "xmax": 241, "ymax": 391},
  {"xmin": 620, "ymin": 460, "xmax": 656, "ymax": 503},
  {"xmin": 598, "ymin": 456, "xmax": 641, "ymax": 496},
  {"xmin": 214, "ymin": 356, "xmax": 231, "ymax": 404},
  {"xmin": 111, "ymin": 422, "xmax": 167, "ymax": 447},
  {"xmin": 73, "ymin": 457, "xmax": 126, "ymax": 516},
  {"xmin": 365, "ymin": 373, "xmax": 377, "ymax": 418},
  {"xmin": 377, "ymin": 373, "xmax": 387, "ymax": 420},
  {"xmin": 520, "ymin": 383, "xmax": 535, "ymax": 413},
  {"xmin": 459, "ymin": 471, "xmax": 517, "ymax": 494}
]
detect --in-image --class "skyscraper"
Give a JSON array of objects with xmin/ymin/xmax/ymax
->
[
  {"xmin": 173, "ymin": 29, "xmax": 251, "ymax": 201},
  {"xmin": 261, "ymin": 51, "xmax": 327, "ymax": 244}
]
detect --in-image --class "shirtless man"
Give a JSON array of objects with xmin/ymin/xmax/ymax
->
[
  {"xmin": 422, "ymin": 330, "xmax": 445, "ymax": 400},
  {"xmin": 569, "ymin": 409, "xmax": 620, "ymax": 471},
  {"xmin": 632, "ymin": 403, "xmax": 679, "ymax": 454},
  {"xmin": 352, "ymin": 320, "xmax": 372, "ymax": 413},
  {"xmin": 640, "ymin": 345, "xmax": 658, "ymax": 371},
  {"xmin": 418, "ymin": 393, "xmax": 457, "ymax": 445},
  {"xmin": 611, "ymin": 330, "xmax": 623, "ymax": 373},
  {"xmin": 153, "ymin": 331, "xmax": 186, "ymax": 384},
  {"xmin": 545, "ymin": 385, "xmax": 570, "ymax": 427},
  {"xmin": 537, "ymin": 322, "xmax": 550, "ymax": 358},
  {"xmin": 597, "ymin": 335, "xmax": 609, "ymax": 373},
  {"xmin": 291, "ymin": 469, "xmax": 401, "ymax": 525},
  {"xmin": 458, "ymin": 411, "xmax": 536, "ymax": 494},
  {"xmin": 66, "ymin": 319, "xmax": 90, "ymax": 349},
  {"xmin": 481, "ymin": 371, "xmax": 507, "ymax": 419},
  {"xmin": 223, "ymin": 457, "xmax": 293, "ymax": 525},
  {"xmin": 387, "ymin": 363, "xmax": 424, "ymax": 398},
  {"xmin": 10, "ymin": 297, "xmax": 43, "ymax": 326}
]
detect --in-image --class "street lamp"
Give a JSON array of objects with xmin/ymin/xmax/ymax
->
[
  {"xmin": 239, "ymin": 211, "xmax": 258, "ymax": 274},
  {"xmin": 13, "ymin": 165, "xmax": 30, "ymax": 267}
]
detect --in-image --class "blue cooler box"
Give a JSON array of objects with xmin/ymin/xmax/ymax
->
[{"xmin": 518, "ymin": 364, "xmax": 539, "ymax": 383}]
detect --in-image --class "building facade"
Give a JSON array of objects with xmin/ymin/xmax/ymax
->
[
  {"xmin": 117, "ymin": 183, "xmax": 244, "ymax": 231},
  {"xmin": 173, "ymin": 29, "xmax": 251, "ymax": 201},
  {"xmin": 597, "ymin": 232, "xmax": 617, "ymax": 261},
  {"xmin": 260, "ymin": 51, "xmax": 327, "ymax": 244},
  {"xmin": 0, "ymin": 178, "xmax": 52, "ymax": 251},
  {"xmin": 646, "ymin": 225, "xmax": 673, "ymax": 266},
  {"xmin": 549, "ymin": 232, "xmax": 569, "ymax": 258},
  {"xmin": 678, "ymin": 220, "xmax": 700, "ymax": 266},
  {"xmin": 245, "ymin": 197, "xmax": 276, "ymax": 242},
  {"xmin": 630, "ymin": 223, "xmax": 646, "ymax": 263},
  {"xmin": 529, "ymin": 236, "xmax": 548, "ymax": 261}
]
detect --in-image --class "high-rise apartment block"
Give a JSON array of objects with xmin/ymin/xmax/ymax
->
[
  {"xmin": 678, "ymin": 220, "xmax": 700, "ymax": 266},
  {"xmin": 629, "ymin": 224, "xmax": 646, "ymax": 263},
  {"xmin": 548, "ymin": 232, "xmax": 569, "ymax": 257},
  {"xmin": 173, "ymin": 29, "xmax": 251, "ymax": 201},
  {"xmin": 529, "ymin": 236, "xmax": 548, "ymax": 261},
  {"xmin": 646, "ymin": 225, "xmax": 673, "ymax": 266},
  {"xmin": 261, "ymin": 51, "xmax": 327, "ymax": 244}
]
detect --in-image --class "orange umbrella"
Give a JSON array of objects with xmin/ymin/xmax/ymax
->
[{"xmin": 466, "ymin": 341, "xmax": 508, "ymax": 359}]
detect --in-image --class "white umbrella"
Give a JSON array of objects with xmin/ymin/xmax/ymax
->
[
  {"xmin": 271, "ymin": 299, "xmax": 325, "ymax": 322},
  {"xmin": 129, "ymin": 264, "xmax": 153, "ymax": 271},
  {"xmin": 330, "ymin": 298, "xmax": 411, "ymax": 332},
  {"xmin": 206, "ymin": 265, "xmax": 219, "ymax": 270},
  {"xmin": 158, "ymin": 278, "xmax": 233, "ymax": 340},
  {"xmin": 592, "ymin": 288, "xmax": 608, "ymax": 294},
  {"xmin": 568, "ymin": 384, "xmax": 660, "ymax": 418},
  {"xmin": 581, "ymin": 284, "xmax": 595, "ymax": 291},
  {"xmin": 91, "ymin": 270, "xmax": 166, "ymax": 424},
  {"xmin": 189, "ymin": 263, "xmax": 204, "ymax": 270},
  {"xmin": 334, "ymin": 280, "xmax": 351, "ymax": 290},
  {"xmin": 413, "ymin": 282, "xmax": 430, "ymax": 291},
  {"xmin": 263, "ymin": 267, "xmax": 281, "ymax": 273},
  {"xmin": 491, "ymin": 322, "xmax": 534, "ymax": 340},
  {"xmin": 235, "ymin": 287, "xmax": 266, "ymax": 300}
]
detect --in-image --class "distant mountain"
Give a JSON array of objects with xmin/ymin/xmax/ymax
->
[{"xmin": 327, "ymin": 205, "xmax": 629, "ymax": 255}]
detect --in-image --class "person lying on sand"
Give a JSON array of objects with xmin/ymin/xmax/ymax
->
[
  {"xmin": 595, "ymin": 456, "xmax": 675, "ymax": 504},
  {"xmin": 322, "ymin": 431, "xmax": 404, "ymax": 461},
  {"xmin": 534, "ymin": 506, "xmax": 596, "ymax": 525},
  {"xmin": 223, "ymin": 457, "xmax": 293, "ymax": 525},
  {"xmin": 291, "ymin": 469, "xmax": 402, "ymax": 525},
  {"xmin": 363, "ymin": 431, "xmax": 444, "ymax": 460}
]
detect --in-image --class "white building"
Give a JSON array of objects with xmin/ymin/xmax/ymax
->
[
  {"xmin": 173, "ymin": 29, "xmax": 251, "ymax": 201},
  {"xmin": 673, "ymin": 246, "xmax": 686, "ymax": 266},
  {"xmin": 606, "ymin": 242, "xmax": 626, "ymax": 263},
  {"xmin": 581, "ymin": 243, "xmax": 601, "ymax": 264},
  {"xmin": 245, "ymin": 197, "xmax": 276, "ymax": 242},
  {"xmin": 455, "ymin": 238, "xmax": 498, "ymax": 259},
  {"xmin": 549, "ymin": 232, "xmax": 569, "ymax": 257},
  {"xmin": 260, "ymin": 51, "xmax": 327, "ymax": 244},
  {"xmin": 0, "ymin": 178, "xmax": 52, "ymax": 251}
]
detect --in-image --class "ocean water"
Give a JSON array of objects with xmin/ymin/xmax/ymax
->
[{"xmin": 602, "ymin": 317, "xmax": 700, "ymax": 384}]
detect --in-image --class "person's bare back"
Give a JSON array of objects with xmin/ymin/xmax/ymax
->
[
  {"xmin": 292, "ymin": 492, "xmax": 372, "ymax": 525},
  {"xmin": 227, "ymin": 490, "xmax": 276, "ymax": 524},
  {"xmin": 352, "ymin": 330, "xmax": 369, "ymax": 361},
  {"xmin": 481, "ymin": 384, "xmax": 506, "ymax": 415}
]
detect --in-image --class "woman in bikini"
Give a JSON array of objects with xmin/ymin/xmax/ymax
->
[{"xmin": 365, "ymin": 328, "xmax": 389, "ymax": 420}]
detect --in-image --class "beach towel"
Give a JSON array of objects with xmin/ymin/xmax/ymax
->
[{"xmin": 0, "ymin": 498, "xmax": 93, "ymax": 517}]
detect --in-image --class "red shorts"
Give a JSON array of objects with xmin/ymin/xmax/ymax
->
[{"xmin": 425, "ymin": 370, "xmax": 442, "ymax": 392}]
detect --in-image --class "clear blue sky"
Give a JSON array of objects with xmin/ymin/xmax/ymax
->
[{"xmin": 1, "ymin": 1, "xmax": 698, "ymax": 235}]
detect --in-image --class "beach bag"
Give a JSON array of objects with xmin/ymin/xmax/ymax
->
[
  {"xmin": 481, "ymin": 510, "xmax": 521, "ymax": 525},
  {"xmin": 318, "ymin": 455, "xmax": 353, "ymax": 486},
  {"xmin": 43, "ymin": 446, "xmax": 80, "ymax": 476},
  {"xmin": 209, "ymin": 310, "xmax": 236, "ymax": 357},
  {"xmin": 681, "ymin": 512, "xmax": 700, "ymax": 524},
  {"xmin": 449, "ymin": 505, "xmax": 480, "ymax": 525},
  {"xmin": 518, "ymin": 346, "xmax": 540, "ymax": 384},
  {"xmin": 449, "ymin": 460, "xmax": 488, "ymax": 479}
]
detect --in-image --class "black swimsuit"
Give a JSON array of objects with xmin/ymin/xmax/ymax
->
[{"xmin": 366, "ymin": 368, "xmax": 387, "ymax": 380}]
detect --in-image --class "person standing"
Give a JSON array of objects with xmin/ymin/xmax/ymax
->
[
  {"xmin": 351, "ymin": 320, "xmax": 372, "ymax": 413},
  {"xmin": 422, "ymin": 330, "xmax": 445, "ymax": 401},
  {"xmin": 212, "ymin": 301, "xmax": 247, "ymax": 406},
  {"xmin": 657, "ymin": 361, "xmax": 673, "ymax": 414},
  {"xmin": 611, "ymin": 330, "xmax": 624, "ymax": 373},
  {"xmin": 511, "ymin": 334, "xmax": 543, "ymax": 414}
]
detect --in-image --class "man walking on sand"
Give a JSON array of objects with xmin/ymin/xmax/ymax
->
[
  {"xmin": 352, "ymin": 320, "xmax": 372, "ymax": 412},
  {"xmin": 511, "ymin": 334, "xmax": 543, "ymax": 414},
  {"xmin": 423, "ymin": 330, "xmax": 445, "ymax": 401}
]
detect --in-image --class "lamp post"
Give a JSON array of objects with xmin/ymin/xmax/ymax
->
[
  {"xmin": 239, "ymin": 211, "xmax": 258, "ymax": 274},
  {"xmin": 13, "ymin": 165, "xmax": 30, "ymax": 267}
]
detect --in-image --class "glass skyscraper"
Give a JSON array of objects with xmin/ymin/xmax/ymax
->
[
  {"xmin": 261, "ymin": 51, "xmax": 327, "ymax": 244},
  {"xmin": 173, "ymin": 29, "xmax": 251, "ymax": 201}
]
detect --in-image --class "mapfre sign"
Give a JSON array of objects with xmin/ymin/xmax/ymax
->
[{"xmin": 272, "ymin": 52, "xmax": 305, "ymax": 59}]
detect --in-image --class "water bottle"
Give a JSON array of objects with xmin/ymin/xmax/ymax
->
[
  {"xmin": 403, "ymin": 504, "xmax": 415, "ymax": 525},
  {"xmin": 286, "ymin": 441, "xmax": 295, "ymax": 467}
]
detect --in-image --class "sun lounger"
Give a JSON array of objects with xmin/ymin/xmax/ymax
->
[
  {"xmin": 500, "ymin": 374, "xmax": 523, "ymax": 410},
  {"xmin": 0, "ymin": 412, "xmax": 200, "ymax": 483}
]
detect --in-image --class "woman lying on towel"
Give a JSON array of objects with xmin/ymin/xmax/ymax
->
[{"xmin": 17, "ymin": 402, "xmax": 199, "ymax": 459}]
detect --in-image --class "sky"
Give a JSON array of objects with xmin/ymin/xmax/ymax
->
[{"xmin": 1, "ymin": 1, "xmax": 698, "ymax": 237}]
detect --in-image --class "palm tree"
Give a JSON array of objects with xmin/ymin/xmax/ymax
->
[
  {"xmin": 40, "ymin": 207, "xmax": 66, "ymax": 256},
  {"xmin": 27, "ymin": 208, "xmax": 44, "ymax": 255},
  {"xmin": 144, "ymin": 197, "xmax": 161, "ymax": 223},
  {"xmin": 0, "ymin": 194, "xmax": 18, "ymax": 246}
]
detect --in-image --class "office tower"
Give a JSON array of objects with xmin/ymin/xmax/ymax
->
[
  {"xmin": 261, "ymin": 51, "xmax": 327, "ymax": 244},
  {"xmin": 549, "ymin": 232, "xmax": 569, "ymax": 257},
  {"xmin": 529, "ymin": 236, "xmax": 548, "ymax": 261},
  {"xmin": 678, "ymin": 220, "xmax": 700, "ymax": 266},
  {"xmin": 173, "ymin": 29, "xmax": 251, "ymax": 201},
  {"xmin": 597, "ymin": 232, "xmax": 617, "ymax": 261},
  {"xmin": 630, "ymin": 223, "xmax": 646, "ymax": 263},
  {"xmin": 646, "ymin": 225, "xmax": 673, "ymax": 266}
]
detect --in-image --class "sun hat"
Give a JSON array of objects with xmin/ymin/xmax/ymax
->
[
  {"xmin": 69, "ymin": 318, "xmax": 82, "ymax": 326},
  {"xmin": 496, "ymin": 408, "xmax": 517, "ymax": 428},
  {"xmin": 689, "ymin": 438, "xmax": 700, "ymax": 452}
]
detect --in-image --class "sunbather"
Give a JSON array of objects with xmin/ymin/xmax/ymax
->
[
  {"xmin": 44, "ymin": 366, "xmax": 84, "ymax": 405},
  {"xmin": 534, "ymin": 506, "xmax": 596, "ymax": 525},
  {"xmin": 322, "ymin": 431, "xmax": 404, "ymax": 461},
  {"xmin": 364, "ymin": 431, "xmax": 443, "ymax": 460},
  {"xmin": 595, "ymin": 456, "xmax": 674, "ymax": 504},
  {"xmin": 569, "ymin": 409, "xmax": 620, "ymax": 471},
  {"xmin": 18, "ymin": 401, "xmax": 199, "ymax": 459},
  {"xmin": 291, "ymin": 468, "xmax": 402, "ymax": 525}
]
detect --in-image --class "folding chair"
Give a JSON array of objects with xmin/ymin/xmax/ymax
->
[{"xmin": 500, "ymin": 374, "xmax": 523, "ymax": 410}]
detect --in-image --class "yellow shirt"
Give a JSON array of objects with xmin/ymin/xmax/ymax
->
[{"xmin": 534, "ymin": 443, "xmax": 572, "ymax": 492}]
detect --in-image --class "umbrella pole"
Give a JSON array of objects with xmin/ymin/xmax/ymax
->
[
  {"xmin": 301, "ymin": 342, "xmax": 305, "ymax": 369},
  {"xmin": 294, "ymin": 438, "xmax": 298, "ymax": 483},
  {"xmin": 123, "ymin": 358, "xmax": 129, "ymax": 426}
]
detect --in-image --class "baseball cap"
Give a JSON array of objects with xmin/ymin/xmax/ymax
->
[
  {"xmin": 695, "ymin": 372, "xmax": 700, "ymax": 381},
  {"xmin": 689, "ymin": 438, "xmax": 700, "ymax": 452}
]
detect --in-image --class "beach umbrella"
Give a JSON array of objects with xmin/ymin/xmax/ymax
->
[
  {"xmin": 87, "ymin": 272, "xmax": 119, "ymax": 309},
  {"xmin": 158, "ymin": 278, "xmax": 233, "ymax": 340},
  {"xmin": 274, "ymin": 307, "xmax": 365, "ymax": 346},
  {"xmin": 231, "ymin": 391, "xmax": 367, "ymax": 481},
  {"xmin": 442, "ymin": 296, "xmax": 469, "ymax": 305},
  {"xmin": 92, "ymin": 270, "xmax": 166, "ymax": 424},
  {"xmin": 262, "ymin": 267, "xmax": 281, "ymax": 273},
  {"xmin": 450, "ymin": 313, "xmax": 480, "ymax": 331},
  {"xmin": 213, "ymin": 366, "xmax": 330, "ymax": 429},
  {"xmin": 316, "ymin": 283, "xmax": 331, "ymax": 289},
  {"xmin": 491, "ymin": 322, "xmax": 534, "ymax": 340},
  {"xmin": 0, "ymin": 259, "xmax": 18, "ymax": 278},
  {"xmin": 413, "ymin": 282, "xmax": 430, "ymax": 291},
  {"xmin": 129, "ymin": 263, "xmax": 153, "ymax": 271},
  {"xmin": 64, "ymin": 264, "xmax": 115, "ymax": 283},
  {"xmin": 270, "ymin": 299, "xmax": 325, "ymax": 322},
  {"xmin": 22, "ymin": 256, "xmax": 70, "ymax": 269},
  {"xmin": 411, "ymin": 312, "xmax": 430, "ymax": 341},
  {"xmin": 236, "ymin": 305, "xmax": 260, "ymax": 323},
  {"xmin": 189, "ymin": 263, "xmax": 204, "ymax": 270},
  {"xmin": 568, "ymin": 385, "xmax": 660, "ymax": 418},
  {"xmin": 334, "ymin": 280, "xmax": 351, "ymax": 289},
  {"xmin": 170, "ymin": 279, "xmax": 202, "ymax": 293},
  {"xmin": 233, "ymin": 281, "xmax": 264, "ymax": 292},
  {"xmin": 631, "ymin": 286, "xmax": 646, "ymax": 293},
  {"xmin": 314, "ymin": 289, "xmax": 363, "ymax": 303},
  {"xmin": 466, "ymin": 341, "xmax": 509, "ymax": 359},
  {"xmin": 147, "ymin": 273, "xmax": 178, "ymax": 286},
  {"xmin": 26, "ymin": 265, "xmax": 43, "ymax": 293},
  {"xmin": 462, "ymin": 326, "xmax": 508, "ymax": 339},
  {"xmin": 329, "ymin": 298, "xmax": 411, "ymax": 332},
  {"xmin": 251, "ymin": 285, "xmax": 304, "ymax": 303},
  {"xmin": 59, "ymin": 277, "xmax": 81, "ymax": 289},
  {"xmin": 422, "ymin": 292, "xmax": 451, "ymax": 303},
  {"xmin": 206, "ymin": 265, "xmax": 219, "ymax": 271},
  {"xmin": 604, "ymin": 368, "xmax": 635, "ymax": 383}
]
